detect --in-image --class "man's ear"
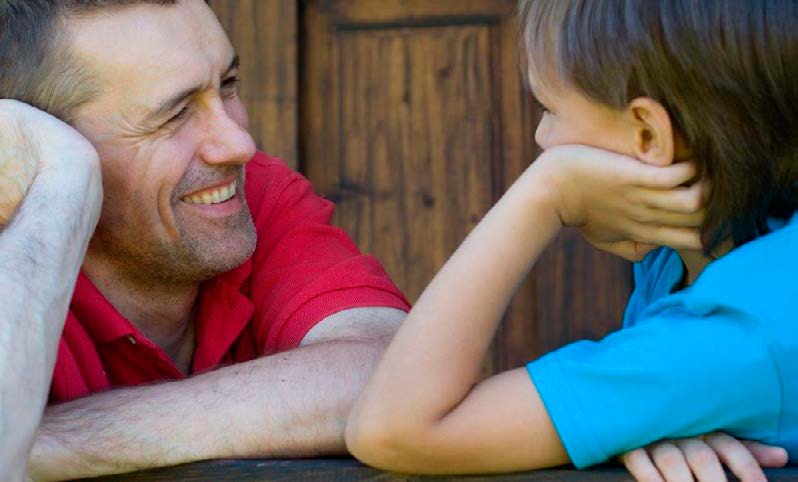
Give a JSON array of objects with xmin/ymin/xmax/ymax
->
[{"xmin": 627, "ymin": 97, "xmax": 675, "ymax": 166}]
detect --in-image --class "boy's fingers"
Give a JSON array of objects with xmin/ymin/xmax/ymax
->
[
  {"xmin": 635, "ymin": 161, "xmax": 698, "ymax": 189},
  {"xmin": 631, "ymin": 225, "xmax": 703, "ymax": 250},
  {"xmin": 595, "ymin": 240, "xmax": 658, "ymax": 262},
  {"xmin": 704, "ymin": 433, "xmax": 768, "ymax": 482},
  {"xmin": 637, "ymin": 183, "xmax": 706, "ymax": 214},
  {"xmin": 740, "ymin": 440, "xmax": 789, "ymax": 467},
  {"xmin": 621, "ymin": 449, "xmax": 666, "ymax": 482},
  {"xmin": 632, "ymin": 207, "xmax": 705, "ymax": 228},
  {"xmin": 675, "ymin": 438, "xmax": 727, "ymax": 482},
  {"xmin": 649, "ymin": 442, "xmax": 695, "ymax": 482}
]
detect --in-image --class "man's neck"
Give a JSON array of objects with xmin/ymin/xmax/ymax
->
[{"xmin": 81, "ymin": 255, "xmax": 199, "ymax": 367}]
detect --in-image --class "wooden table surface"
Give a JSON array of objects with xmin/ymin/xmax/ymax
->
[{"xmin": 83, "ymin": 458, "xmax": 798, "ymax": 481}]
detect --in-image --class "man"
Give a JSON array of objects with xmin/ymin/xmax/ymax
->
[{"xmin": 0, "ymin": 1, "xmax": 408, "ymax": 480}]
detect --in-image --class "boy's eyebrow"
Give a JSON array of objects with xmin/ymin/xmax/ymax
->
[
  {"xmin": 143, "ymin": 53, "xmax": 240, "ymax": 124},
  {"xmin": 532, "ymin": 96, "xmax": 549, "ymax": 111}
]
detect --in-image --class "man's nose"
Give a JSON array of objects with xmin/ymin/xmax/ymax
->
[{"xmin": 199, "ymin": 102, "xmax": 256, "ymax": 167}]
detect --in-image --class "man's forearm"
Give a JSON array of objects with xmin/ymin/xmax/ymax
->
[
  {"xmin": 29, "ymin": 336, "xmax": 390, "ymax": 481},
  {"xmin": 0, "ymin": 168, "xmax": 101, "ymax": 480}
]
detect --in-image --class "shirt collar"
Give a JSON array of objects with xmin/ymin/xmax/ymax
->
[
  {"xmin": 193, "ymin": 258, "xmax": 255, "ymax": 371},
  {"xmin": 71, "ymin": 272, "xmax": 138, "ymax": 344},
  {"xmin": 70, "ymin": 258, "xmax": 255, "ymax": 372}
]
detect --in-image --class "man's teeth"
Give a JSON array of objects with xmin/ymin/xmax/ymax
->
[{"xmin": 182, "ymin": 180, "xmax": 237, "ymax": 205}]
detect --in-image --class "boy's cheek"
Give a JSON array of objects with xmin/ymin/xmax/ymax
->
[{"xmin": 535, "ymin": 117, "xmax": 553, "ymax": 150}]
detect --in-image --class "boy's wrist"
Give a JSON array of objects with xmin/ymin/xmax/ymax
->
[
  {"xmin": 521, "ymin": 150, "xmax": 571, "ymax": 231},
  {"xmin": 491, "ymin": 162, "xmax": 563, "ymax": 254}
]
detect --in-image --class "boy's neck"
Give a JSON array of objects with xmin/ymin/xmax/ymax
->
[{"xmin": 676, "ymin": 238, "xmax": 734, "ymax": 288}]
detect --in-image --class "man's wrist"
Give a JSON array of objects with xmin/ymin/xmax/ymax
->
[{"xmin": 24, "ymin": 161, "xmax": 103, "ymax": 237}]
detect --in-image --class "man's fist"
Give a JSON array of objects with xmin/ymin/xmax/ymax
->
[{"xmin": 0, "ymin": 100, "xmax": 99, "ymax": 225}]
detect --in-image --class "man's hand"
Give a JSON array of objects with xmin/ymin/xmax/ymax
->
[
  {"xmin": 621, "ymin": 433, "xmax": 788, "ymax": 482},
  {"xmin": 0, "ymin": 100, "xmax": 102, "ymax": 482},
  {"xmin": 0, "ymin": 99, "xmax": 99, "ymax": 225},
  {"xmin": 534, "ymin": 145, "xmax": 707, "ymax": 261}
]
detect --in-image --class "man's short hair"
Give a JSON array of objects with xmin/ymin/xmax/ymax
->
[
  {"xmin": 0, "ymin": 0, "xmax": 179, "ymax": 123},
  {"xmin": 519, "ymin": 0, "xmax": 798, "ymax": 253}
]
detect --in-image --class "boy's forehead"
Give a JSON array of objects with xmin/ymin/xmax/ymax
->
[
  {"xmin": 526, "ymin": 65, "xmax": 562, "ymax": 104},
  {"xmin": 526, "ymin": 66, "xmax": 545, "ymax": 99}
]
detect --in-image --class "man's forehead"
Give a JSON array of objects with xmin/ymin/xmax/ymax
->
[{"xmin": 65, "ymin": 0, "xmax": 233, "ymax": 115}]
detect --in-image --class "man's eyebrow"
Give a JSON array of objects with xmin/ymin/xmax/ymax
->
[
  {"xmin": 224, "ymin": 54, "xmax": 240, "ymax": 76},
  {"xmin": 143, "ymin": 54, "xmax": 240, "ymax": 125},
  {"xmin": 144, "ymin": 85, "xmax": 200, "ymax": 125}
]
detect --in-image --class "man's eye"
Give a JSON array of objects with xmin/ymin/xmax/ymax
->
[
  {"xmin": 222, "ymin": 76, "xmax": 241, "ymax": 91},
  {"xmin": 167, "ymin": 106, "xmax": 190, "ymax": 125}
]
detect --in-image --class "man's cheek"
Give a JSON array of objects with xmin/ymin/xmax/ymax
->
[{"xmin": 227, "ymin": 100, "xmax": 250, "ymax": 131}]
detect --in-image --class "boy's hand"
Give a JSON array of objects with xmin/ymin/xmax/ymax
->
[
  {"xmin": 0, "ymin": 99, "xmax": 100, "ymax": 226},
  {"xmin": 621, "ymin": 433, "xmax": 788, "ymax": 482},
  {"xmin": 535, "ymin": 145, "xmax": 707, "ymax": 261}
]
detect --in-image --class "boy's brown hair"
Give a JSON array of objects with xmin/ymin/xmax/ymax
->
[{"xmin": 519, "ymin": 0, "xmax": 798, "ymax": 252}]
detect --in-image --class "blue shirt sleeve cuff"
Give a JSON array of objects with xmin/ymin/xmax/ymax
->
[{"xmin": 526, "ymin": 356, "xmax": 608, "ymax": 468}]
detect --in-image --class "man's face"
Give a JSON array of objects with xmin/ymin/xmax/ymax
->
[{"xmin": 68, "ymin": 0, "xmax": 257, "ymax": 284}]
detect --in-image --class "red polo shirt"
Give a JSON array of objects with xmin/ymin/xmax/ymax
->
[{"xmin": 49, "ymin": 152, "xmax": 410, "ymax": 404}]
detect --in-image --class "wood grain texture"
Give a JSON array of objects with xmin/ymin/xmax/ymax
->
[
  {"xmin": 302, "ymin": 0, "xmax": 633, "ymax": 373},
  {"xmin": 83, "ymin": 458, "xmax": 798, "ymax": 481},
  {"xmin": 209, "ymin": 0, "xmax": 298, "ymax": 168}
]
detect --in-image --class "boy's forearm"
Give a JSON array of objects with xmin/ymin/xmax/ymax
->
[
  {"xmin": 349, "ymin": 161, "xmax": 562, "ymax": 432},
  {"xmin": 0, "ymin": 168, "xmax": 101, "ymax": 481}
]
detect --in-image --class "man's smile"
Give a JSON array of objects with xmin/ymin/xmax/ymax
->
[
  {"xmin": 177, "ymin": 176, "xmax": 245, "ymax": 219},
  {"xmin": 181, "ymin": 178, "xmax": 238, "ymax": 205}
]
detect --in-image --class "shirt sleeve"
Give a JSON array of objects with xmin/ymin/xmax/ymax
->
[
  {"xmin": 244, "ymin": 155, "xmax": 410, "ymax": 354},
  {"xmin": 526, "ymin": 307, "xmax": 782, "ymax": 468}
]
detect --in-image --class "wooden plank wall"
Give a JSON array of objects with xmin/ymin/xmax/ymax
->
[
  {"xmin": 209, "ymin": 0, "xmax": 298, "ymax": 169},
  {"xmin": 211, "ymin": 0, "xmax": 633, "ymax": 373}
]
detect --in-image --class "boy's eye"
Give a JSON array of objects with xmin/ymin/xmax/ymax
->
[{"xmin": 533, "ymin": 97, "xmax": 549, "ymax": 113}]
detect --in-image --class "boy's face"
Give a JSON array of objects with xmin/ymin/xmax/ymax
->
[{"xmin": 530, "ymin": 73, "xmax": 636, "ymax": 158}]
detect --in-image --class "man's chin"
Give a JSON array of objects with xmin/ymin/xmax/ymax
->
[
  {"xmin": 176, "ymin": 212, "xmax": 257, "ymax": 280},
  {"xmin": 200, "ymin": 240, "xmax": 256, "ymax": 276}
]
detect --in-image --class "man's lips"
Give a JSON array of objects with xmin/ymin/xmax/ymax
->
[{"xmin": 180, "ymin": 178, "xmax": 238, "ymax": 205}]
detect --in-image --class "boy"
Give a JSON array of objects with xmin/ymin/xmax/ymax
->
[{"xmin": 346, "ymin": 0, "xmax": 797, "ymax": 479}]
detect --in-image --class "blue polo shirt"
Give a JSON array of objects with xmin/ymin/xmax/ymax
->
[{"xmin": 527, "ymin": 213, "xmax": 797, "ymax": 468}]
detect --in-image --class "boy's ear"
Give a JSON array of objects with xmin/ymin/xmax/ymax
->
[{"xmin": 627, "ymin": 97, "xmax": 675, "ymax": 166}]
